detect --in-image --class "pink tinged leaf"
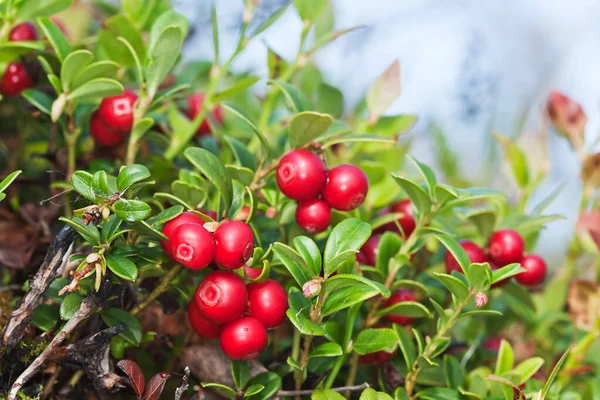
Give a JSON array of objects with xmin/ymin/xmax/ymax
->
[
  {"xmin": 117, "ymin": 359, "xmax": 145, "ymax": 397},
  {"xmin": 143, "ymin": 372, "xmax": 171, "ymax": 400}
]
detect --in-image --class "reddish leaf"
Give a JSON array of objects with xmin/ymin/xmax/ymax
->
[
  {"xmin": 117, "ymin": 359, "xmax": 145, "ymax": 397},
  {"xmin": 143, "ymin": 372, "xmax": 171, "ymax": 400}
]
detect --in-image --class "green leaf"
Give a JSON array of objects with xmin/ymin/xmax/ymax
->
[
  {"xmin": 60, "ymin": 292, "xmax": 83, "ymax": 320},
  {"xmin": 458, "ymin": 310, "xmax": 503, "ymax": 318},
  {"xmin": 246, "ymin": 372, "xmax": 282, "ymax": 400},
  {"xmin": 367, "ymin": 114, "xmax": 417, "ymax": 136},
  {"xmin": 37, "ymin": 17, "xmax": 71, "ymax": 62},
  {"xmin": 221, "ymin": 102, "xmax": 271, "ymax": 155},
  {"xmin": 513, "ymin": 357, "xmax": 544, "ymax": 386},
  {"xmin": 71, "ymin": 170, "xmax": 96, "ymax": 202},
  {"xmin": 113, "ymin": 199, "xmax": 151, "ymax": 222},
  {"xmin": 101, "ymin": 214, "xmax": 126, "ymax": 243},
  {"xmin": 273, "ymin": 243, "xmax": 313, "ymax": 287},
  {"xmin": 293, "ymin": 236, "xmax": 322, "ymax": 277},
  {"xmin": 59, "ymin": 217, "xmax": 101, "ymax": 246},
  {"xmin": 61, "ymin": 50, "xmax": 93, "ymax": 91},
  {"xmin": 93, "ymin": 171, "xmax": 112, "ymax": 199},
  {"xmin": 200, "ymin": 383, "xmax": 237, "ymax": 399},
  {"xmin": 21, "ymin": 89, "xmax": 53, "ymax": 115},
  {"xmin": 32, "ymin": 304, "xmax": 59, "ymax": 331},
  {"xmin": 231, "ymin": 360, "xmax": 249, "ymax": 390},
  {"xmin": 391, "ymin": 174, "xmax": 431, "ymax": 216},
  {"xmin": 289, "ymin": 111, "xmax": 333, "ymax": 148},
  {"xmin": 376, "ymin": 301, "xmax": 432, "ymax": 318},
  {"xmin": 100, "ymin": 308, "xmax": 142, "ymax": 345},
  {"xmin": 360, "ymin": 388, "xmax": 393, "ymax": 400},
  {"xmin": 376, "ymin": 231, "xmax": 402, "ymax": 276},
  {"xmin": 130, "ymin": 117, "xmax": 153, "ymax": 142},
  {"xmin": 316, "ymin": 83, "xmax": 343, "ymax": 117},
  {"xmin": 366, "ymin": 60, "xmax": 400, "ymax": 121},
  {"xmin": 311, "ymin": 390, "xmax": 346, "ymax": 400},
  {"xmin": 67, "ymin": 78, "xmax": 124, "ymax": 101},
  {"xmin": 244, "ymin": 384, "xmax": 264, "ymax": 398},
  {"xmin": 147, "ymin": 205, "xmax": 184, "ymax": 226},
  {"xmin": 321, "ymin": 133, "xmax": 395, "ymax": 148},
  {"xmin": 146, "ymin": 26, "xmax": 183, "ymax": 98},
  {"xmin": 293, "ymin": 0, "xmax": 327, "ymax": 22},
  {"xmin": 407, "ymin": 155, "xmax": 436, "ymax": 197},
  {"xmin": 495, "ymin": 134, "xmax": 529, "ymax": 188},
  {"xmin": 491, "ymin": 263, "xmax": 525, "ymax": 284},
  {"xmin": 15, "ymin": 0, "xmax": 73, "ymax": 22},
  {"xmin": 148, "ymin": 10, "xmax": 189, "ymax": 53},
  {"xmin": 395, "ymin": 324, "xmax": 416, "ymax": 367},
  {"xmin": 321, "ymin": 283, "xmax": 380, "ymax": 316},
  {"xmin": 116, "ymin": 36, "xmax": 144, "ymax": 83},
  {"xmin": 467, "ymin": 262, "xmax": 492, "ymax": 290},
  {"xmin": 287, "ymin": 290, "xmax": 326, "ymax": 335},
  {"xmin": 0, "ymin": 170, "xmax": 22, "ymax": 193},
  {"xmin": 353, "ymin": 327, "xmax": 398, "ymax": 355},
  {"xmin": 417, "ymin": 387, "xmax": 462, "ymax": 400},
  {"xmin": 71, "ymin": 61, "xmax": 120, "ymax": 89},
  {"xmin": 435, "ymin": 234, "xmax": 470, "ymax": 275},
  {"xmin": 433, "ymin": 273, "xmax": 469, "ymax": 302},
  {"xmin": 149, "ymin": 83, "xmax": 190, "ymax": 109},
  {"xmin": 105, "ymin": 254, "xmax": 138, "ymax": 281},
  {"xmin": 323, "ymin": 218, "xmax": 371, "ymax": 276},
  {"xmin": 117, "ymin": 164, "xmax": 151, "ymax": 192},
  {"xmin": 246, "ymin": 3, "xmax": 291, "ymax": 37},
  {"xmin": 268, "ymin": 80, "xmax": 310, "ymax": 112},
  {"xmin": 104, "ymin": 14, "xmax": 145, "ymax": 65},
  {"xmin": 309, "ymin": 342, "xmax": 343, "ymax": 358},
  {"xmin": 541, "ymin": 346, "xmax": 572, "ymax": 398},
  {"xmin": 494, "ymin": 340, "xmax": 514, "ymax": 376}
]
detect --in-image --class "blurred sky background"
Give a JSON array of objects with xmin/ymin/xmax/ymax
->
[{"xmin": 170, "ymin": 0, "xmax": 600, "ymax": 265}]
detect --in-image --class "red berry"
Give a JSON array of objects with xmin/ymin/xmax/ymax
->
[
  {"xmin": 9, "ymin": 23, "xmax": 38, "ymax": 41},
  {"xmin": 187, "ymin": 300, "xmax": 221, "ymax": 339},
  {"xmin": 247, "ymin": 280, "xmax": 288, "ymax": 329},
  {"xmin": 213, "ymin": 221, "xmax": 254, "ymax": 270},
  {"xmin": 445, "ymin": 240, "xmax": 487, "ymax": 274},
  {"xmin": 483, "ymin": 336, "xmax": 502, "ymax": 352},
  {"xmin": 356, "ymin": 236, "xmax": 380, "ymax": 266},
  {"xmin": 276, "ymin": 150, "xmax": 327, "ymax": 201},
  {"xmin": 376, "ymin": 199, "xmax": 416, "ymax": 237},
  {"xmin": 359, "ymin": 349, "xmax": 396, "ymax": 364},
  {"xmin": 322, "ymin": 164, "xmax": 369, "ymax": 211},
  {"xmin": 0, "ymin": 62, "xmax": 32, "ymax": 97},
  {"xmin": 219, "ymin": 316, "xmax": 268, "ymax": 360},
  {"xmin": 384, "ymin": 290, "xmax": 417, "ymax": 326},
  {"xmin": 161, "ymin": 212, "xmax": 206, "ymax": 258},
  {"xmin": 170, "ymin": 223, "xmax": 216, "ymax": 270},
  {"xmin": 90, "ymin": 111, "xmax": 126, "ymax": 147},
  {"xmin": 195, "ymin": 271, "xmax": 248, "ymax": 324},
  {"xmin": 244, "ymin": 265, "xmax": 263, "ymax": 279},
  {"xmin": 99, "ymin": 90, "xmax": 138, "ymax": 133},
  {"xmin": 488, "ymin": 229, "xmax": 524, "ymax": 266},
  {"xmin": 515, "ymin": 254, "xmax": 547, "ymax": 286},
  {"xmin": 186, "ymin": 93, "xmax": 224, "ymax": 135},
  {"xmin": 295, "ymin": 199, "xmax": 331, "ymax": 234},
  {"xmin": 200, "ymin": 209, "xmax": 219, "ymax": 221}
]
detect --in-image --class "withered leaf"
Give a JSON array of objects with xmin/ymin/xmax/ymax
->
[{"xmin": 117, "ymin": 359, "xmax": 145, "ymax": 397}]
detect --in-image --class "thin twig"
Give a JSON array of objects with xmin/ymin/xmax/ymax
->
[
  {"xmin": 275, "ymin": 382, "xmax": 369, "ymax": 398},
  {"xmin": 174, "ymin": 366, "xmax": 191, "ymax": 400},
  {"xmin": 131, "ymin": 264, "xmax": 183, "ymax": 315}
]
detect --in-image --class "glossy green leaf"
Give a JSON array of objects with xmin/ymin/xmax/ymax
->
[
  {"xmin": 323, "ymin": 218, "xmax": 371, "ymax": 276},
  {"xmin": 353, "ymin": 327, "xmax": 398, "ymax": 355},
  {"xmin": 37, "ymin": 17, "xmax": 71, "ymax": 62},
  {"xmin": 244, "ymin": 384, "xmax": 264, "ymax": 398},
  {"xmin": 100, "ymin": 308, "xmax": 142, "ymax": 345},
  {"xmin": 289, "ymin": 111, "xmax": 333, "ymax": 148},
  {"xmin": 71, "ymin": 170, "xmax": 96, "ymax": 202},
  {"xmin": 185, "ymin": 147, "xmax": 233, "ymax": 213},
  {"xmin": 394, "ymin": 324, "xmax": 416, "ymax": 367},
  {"xmin": 66, "ymin": 78, "xmax": 124, "ymax": 101},
  {"xmin": 61, "ymin": 50, "xmax": 93, "ymax": 91},
  {"xmin": 495, "ymin": 134, "xmax": 529, "ymax": 188},
  {"xmin": 200, "ymin": 383, "xmax": 236, "ymax": 399},
  {"xmin": 495, "ymin": 340, "xmax": 513, "ymax": 375},
  {"xmin": 367, "ymin": 114, "xmax": 417, "ymax": 137},
  {"xmin": 32, "ymin": 304, "xmax": 59, "ymax": 331},
  {"xmin": 21, "ymin": 89, "xmax": 53, "ymax": 115},
  {"xmin": 435, "ymin": 234, "xmax": 470, "ymax": 275},
  {"xmin": 407, "ymin": 155, "xmax": 437, "ymax": 197},
  {"xmin": 311, "ymin": 390, "xmax": 346, "ymax": 400},
  {"xmin": 391, "ymin": 174, "xmax": 431, "ymax": 216},
  {"xmin": 117, "ymin": 164, "xmax": 151, "ymax": 192},
  {"xmin": 316, "ymin": 83, "xmax": 343, "ymax": 117},
  {"xmin": 60, "ymin": 292, "xmax": 83, "ymax": 320},
  {"xmin": 376, "ymin": 300, "xmax": 432, "ymax": 318},
  {"xmin": 376, "ymin": 231, "xmax": 402, "ymax": 276},
  {"xmin": 268, "ymin": 79, "xmax": 310, "ymax": 112},
  {"xmin": 231, "ymin": 360, "xmax": 249, "ymax": 389},
  {"xmin": 105, "ymin": 254, "xmax": 138, "ymax": 281},
  {"xmin": 433, "ymin": 273, "xmax": 469, "ymax": 301},
  {"xmin": 360, "ymin": 388, "xmax": 393, "ymax": 400},
  {"xmin": 16, "ymin": 0, "xmax": 73, "ymax": 22},
  {"xmin": 513, "ymin": 357, "xmax": 544, "ymax": 386},
  {"xmin": 541, "ymin": 346, "xmax": 572, "ymax": 398},
  {"xmin": 148, "ymin": 10, "xmax": 189, "ymax": 52},
  {"xmin": 71, "ymin": 61, "xmax": 120, "ymax": 89},
  {"xmin": 309, "ymin": 342, "xmax": 343, "ymax": 358},
  {"xmin": 221, "ymin": 102, "xmax": 270, "ymax": 155},
  {"xmin": 293, "ymin": 236, "xmax": 322, "ymax": 277},
  {"xmin": 147, "ymin": 205, "xmax": 184, "ymax": 226},
  {"xmin": 146, "ymin": 26, "xmax": 183, "ymax": 98},
  {"xmin": 114, "ymin": 199, "xmax": 152, "ymax": 222},
  {"xmin": 273, "ymin": 243, "xmax": 313, "ymax": 287},
  {"xmin": 59, "ymin": 217, "xmax": 101, "ymax": 246},
  {"xmin": 246, "ymin": 372, "xmax": 282, "ymax": 400},
  {"xmin": 491, "ymin": 263, "xmax": 525, "ymax": 284}
]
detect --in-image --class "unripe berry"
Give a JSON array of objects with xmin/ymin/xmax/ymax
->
[
  {"xmin": 515, "ymin": 254, "xmax": 547, "ymax": 286},
  {"xmin": 247, "ymin": 280, "xmax": 288, "ymax": 329},
  {"xmin": 376, "ymin": 199, "xmax": 416, "ymax": 237},
  {"xmin": 356, "ymin": 236, "xmax": 380, "ymax": 266},
  {"xmin": 170, "ymin": 223, "xmax": 215, "ymax": 270},
  {"xmin": 445, "ymin": 240, "xmax": 486, "ymax": 274},
  {"xmin": 9, "ymin": 23, "xmax": 38, "ymax": 41},
  {"xmin": 187, "ymin": 300, "xmax": 221, "ymax": 339},
  {"xmin": 384, "ymin": 290, "xmax": 417, "ymax": 326},
  {"xmin": 219, "ymin": 316, "xmax": 268, "ymax": 360},
  {"xmin": 213, "ymin": 221, "xmax": 254, "ymax": 270},
  {"xmin": 0, "ymin": 62, "xmax": 32, "ymax": 97},
  {"xmin": 90, "ymin": 111, "xmax": 126, "ymax": 147},
  {"xmin": 295, "ymin": 199, "xmax": 331, "ymax": 234},
  {"xmin": 488, "ymin": 229, "xmax": 524, "ymax": 266},
  {"xmin": 99, "ymin": 90, "xmax": 138, "ymax": 133},
  {"xmin": 322, "ymin": 164, "xmax": 369, "ymax": 211},
  {"xmin": 161, "ymin": 212, "xmax": 206, "ymax": 258},
  {"xmin": 186, "ymin": 93, "xmax": 224, "ymax": 135},
  {"xmin": 276, "ymin": 150, "xmax": 327, "ymax": 201},
  {"xmin": 195, "ymin": 271, "xmax": 248, "ymax": 324}
]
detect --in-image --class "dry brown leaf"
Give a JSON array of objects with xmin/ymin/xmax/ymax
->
[{"xmin": 567, "ymin": 279, "xmax": 600, "ymax": 331}]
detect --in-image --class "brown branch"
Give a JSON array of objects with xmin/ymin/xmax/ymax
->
[{"xmin": 275, "ymin": 382, "xmax": 370, "ymax": 398}]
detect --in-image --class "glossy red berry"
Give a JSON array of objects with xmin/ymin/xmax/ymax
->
[
  {"xmin": 445, "ymin": 240, "xmax": 487, "ymax": 274},
  {"xmin": 276, "ymin": 150, "xmax": 327, "ymax": 201},
  {"xmin": 161, "ymin": 212, "xmax": 206, "ymax": 258},
  {"xmin": 384, "ymin": 290, "xmax": 418, "ymax": 326},
  {"xmin": 9, "ymin": 23, "xmax": 38, "ymax": 41},
  {"xmin": 515, "ymin": 254, "xmax": 547, "ymax": 286},
  {"xmin": 186, "ymin": 93, "xmax": 224, "ymax": 135},
  {"xmin": 99, "ymin": 90, "xmax": 137, "ymax": 133},
  {"xmin": 244, "ymin": 265, "xmax": 263, "ymax": 279},
  {"xmin": 195, "ymin": 271, "xmax": 248, "ymax": 324},
  {"xmin": 219, "ymin": 316, "xmax": 268, "ymax": 360},
  {"xmin": 322, "ymin": 164, "xmax": 369, "ymax": 211},
  {"xmin": 295, "ymin": 199, "xmax": 331, "ymax": 234},
  {"xmin": 90, "ymin": 111, "xmax": 126, "ymax": 147},
  {"xmin": 488, "ymin": 229, "xmax": 524, "ymax": 267},
  {"xmin": 0, "ymin": 62, "xmax": 32, "ymax": 97},
  {"xmin": 170, "ymin": 223, "xmax": 216, "ymax": 270},
  {"xmin": 356, "ymin": 236, "xmax": 380, "ymax": 266},
  {"xmin": 213, "ymin": 221, "xmax": 254, "ymax": 270},
  {"xmin": 187, "ymin": 300, "xmax": 221, "ymax": 339},
  {"xmin": 247, "ymin": 280, "xmax": 288, "ymax": 329},
  {"xmin": 377, "ymin": 199, "xmax": 416, "ymax": 237}
]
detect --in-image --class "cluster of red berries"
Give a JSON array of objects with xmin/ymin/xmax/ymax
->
[
  {"xmin": 186, "ymin": 93, "xmax": 224, "ymax": 136},
  {"xmin": 445, "ymin": 228, "xmax": 547, "ymax": 287},
  {"xmin": 90, "ymin": 91, "xmax": 138, "ymax": 147},
  {"xmin": 0, "ymin": 23, "xmax": 38, "ymax": 97},
  {"xmin": 161, "ymin": 211, "xmax": 254, "ymax": 271},
  {"xmin": 276, "ymin": 149, "xmax": 369, "ymax": 234},
  {"xmin": 187, "ymin": 270, "xmax": 288, "ymax": 360}
]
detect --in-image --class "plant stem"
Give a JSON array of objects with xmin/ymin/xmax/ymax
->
[
  {"xmin": 276, "ymin": 382, "xmax": 370, "ymax": 398},
  {"xmin": 130, "ymin": 264, "xmax": 183, "ymax": 315}
]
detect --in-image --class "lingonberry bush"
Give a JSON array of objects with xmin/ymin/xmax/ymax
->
[{"xmin": 0, "ymin": 1, "xmax": 599, "ymax": 400}]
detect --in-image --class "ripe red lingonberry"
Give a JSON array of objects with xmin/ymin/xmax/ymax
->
[
  {"xmin": 186, "ymin": 93, "xmax": 224, "ymax": 135},
  {"xmin": 187, "ymin": 300, "xmax": 221, "ymax": 339},
  {"xmin": 195, "ymin": 271, "xmax": 248, "ymax": 324},
  {"xmin": 322, "ymin": 164, "xmax": 369, "ymax": 211},
  {"xmin": 276, "ymin": 150, "xmax": 327, "ymax": 201},
  {"xmin": 445, "ymin": 240, "xmax": 487, "ymax": 274},
  {"xmin": 356, "ymin": 236, "xmax": 380, "ymax": 266},
  {"xmin": 219, "ymin": 316, "xmax": 268, "ymax": 360},
  {"xmin": 169, "ymin": 223, "xmax": 216, "ymax": 270},
  {"xmin": 99, "ymin": 90, "xmax": 138, "ymax": 133},
  {"xmin": 247, "ymin": 280, "xmax": 288, "ymax": 329},
  {"xmin": 384, "ymin": 290, "xmax": 418, "ymax": 326},
  {"xmin": 244, "ymin": 265, "xmax": 263, "ymax": 279},
  {"xmin": 90, "ymin": 111, "xmax": 126, "ymax": 147},
  {"xmin": 213, "ymin": 221, "xmax": 254, "ymax": 270},
  {"xmin": 376, "ymin": 199, "xmax": 416, "ymax": 237},
  {"xmin": 488, "ymin": 229, "xmax": 524, "ymax": 266},
  {"xmin": 515, "ymin": 254, "xmax": 547, "ymax": 286},
  {"xmin": 9, "ymin": 22, "xmax": 38, "ymax": 41},
  {"xmin": 295, "ymin": 199, "xmax": 331, "ymax": 234},
  {"xmin": 0, "ymin": 62, "xmax": 32, "ymax": 97},
  {"xmin": 161, "ymin": 212, "xmax": 206, "ymax": 258}
]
